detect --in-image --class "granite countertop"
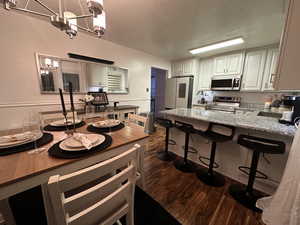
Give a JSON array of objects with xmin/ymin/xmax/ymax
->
[{"xmin": 161, "ymin": 108, "xmax": 297, "ymax": 137}]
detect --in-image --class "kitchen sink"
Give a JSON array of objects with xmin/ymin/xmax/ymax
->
[{"xmin": 257, "ymin": 111, "xmax": 282, "ymax": 119}]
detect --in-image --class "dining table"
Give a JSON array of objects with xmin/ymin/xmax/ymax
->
[{"xmin": 0, "ymin": 118, "xmax": 149, "ymax": 225}]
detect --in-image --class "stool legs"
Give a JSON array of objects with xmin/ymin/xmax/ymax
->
[
  {"xmin": 196, "ymin": 141, "xmax": 225, "ymax": 187},
  {"xmin": 229, "ymin": 151, "xmax": 264, "ymax": 212},
  {"xmin": 174, "ymin": 132, "xmax": 196, "ymax": 173},
  {"xmin": 156, "ymin": 127, "xmax": 176, "ymax": 161}
]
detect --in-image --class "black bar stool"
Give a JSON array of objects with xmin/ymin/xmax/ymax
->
[
  {"xmin": 195, "ymin": 123, "xmax": 235, "ymax": 187},
  {"xmin": 173, "ymin": 121, "xmax": 197, "ymax": 173},
  {"xmin": 229, "ymin": 135, "xmax": 285, "ymax": 212},
  {"xmin": 155, "ymin": 117, "xmax": 176, "ymax": 161}
]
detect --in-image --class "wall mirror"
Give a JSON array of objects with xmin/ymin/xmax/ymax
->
[{"xmin": 36, "ymin": 53, "xmax": 129, "ymax": 94}]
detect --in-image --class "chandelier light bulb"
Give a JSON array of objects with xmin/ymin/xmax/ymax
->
[
  {"xmin": 87, "ymin": 0, "xmax": 104, "ymax": 17},
  {"xmin": 93, "ymin": 10, "xmax": 106, "ymax": 37},
  {"xmin": 64, "ymin": 11, "xmax": 78, "ymax": 39}
]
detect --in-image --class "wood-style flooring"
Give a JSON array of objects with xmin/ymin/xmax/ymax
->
[{"xmin": 143, "ymin": 126, "xmax": 265, "ymax": 225}]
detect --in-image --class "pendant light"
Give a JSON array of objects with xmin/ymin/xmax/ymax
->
[{"xmin": 4, "ymin": 0, "xmax": 106, "ymax": 38}]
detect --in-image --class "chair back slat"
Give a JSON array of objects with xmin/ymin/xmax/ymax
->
[
  {"xmin": 46, "ymin": 144, "xmax": 140, "ymax": 225},
  {"xmin": 128, "ymin": 114, "xmax": 148, "ymax": 127},
  {"xmin": 64, "ymin": 165, "xmax": 135, "ymax": 214},
  {"xmin": 68, "ymin": 183, "xmax": 131, "ymax": 225},
  {"xmin": 58, "ymin": 147, "xmax": 138, "ymax": 192}
]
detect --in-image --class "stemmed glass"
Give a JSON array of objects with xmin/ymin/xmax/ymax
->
[
  {"xmin": 25, "ymin": 111, "xmax": 45, "ymax": 154},
  {"xmin": 105, "ymin": 107, "xmax": 115, "ymax": 135}
]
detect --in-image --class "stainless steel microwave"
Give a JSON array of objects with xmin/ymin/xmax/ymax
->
[{"xmin": 211, "ymin": 75, "xmax": 241, "ymax": 91}]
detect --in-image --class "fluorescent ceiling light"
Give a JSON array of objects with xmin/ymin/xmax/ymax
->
[{"xmin": 189, "ymin": 38, "xmax": 244, "ymax": 55}]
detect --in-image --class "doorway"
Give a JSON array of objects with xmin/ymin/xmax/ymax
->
[{"xmin": 150, "ymin": 67, "xmax": 167, "ymax": 116}]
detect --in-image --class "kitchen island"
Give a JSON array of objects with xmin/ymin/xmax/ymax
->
[{"xmin": 160, "ymin": 108, "xmax": 296, "ymax": 194}]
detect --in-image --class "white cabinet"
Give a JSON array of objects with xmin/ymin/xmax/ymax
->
[
  {"xmin": 241, "ymin": 49, "xmax": 267, "ymax": 91},
  {"xmin": 198, "ymin": 58, "xmax": 214, "ymax": 90},
  {"xmin": 213, "ymin": 52, "xmax": 244, "ymax": 75},
  {"xmin": 171, "ymin": 58, "xmax": 199, "ymax": 76},
  {"xmin": 262, "ymin": 48, "xmax": 279, "ymax": 91},
  {"xmin": 276, "ymin": 0, "xmax": 300, "ymax": 90}
]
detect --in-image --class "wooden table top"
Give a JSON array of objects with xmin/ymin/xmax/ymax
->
[{"xmin": 0, "ymin": 119, "xmax": 149, "ymax": 188}]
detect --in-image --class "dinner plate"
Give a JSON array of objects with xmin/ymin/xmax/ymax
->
[
  {"xmin": 92, "ymin": 119, "xmax": 121, "ymax": 128},
  {"xmin": 64, "ymin": 134, "xmax": 100, "ymax": 148},
  {"xmin": 59, "ymin": 134, "xmax": 106, "ymax": 151},
  {"xmin": 0, "ymin": 132, "xmax": 43, "ymax": 149},
  {"xmin": 50, "ymin": 119, "xmax": 82, "ymax": 127}
]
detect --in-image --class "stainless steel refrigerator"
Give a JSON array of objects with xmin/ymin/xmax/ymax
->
[{"xmin": 165, "ymin": 76, "xmax": 194, "ymax": 109}]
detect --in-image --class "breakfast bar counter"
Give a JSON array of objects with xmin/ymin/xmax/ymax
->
[
  {"xmin": 160, "ymin": 108, "xmax": 296, "ymax": 194},
  {"xmin": 161, "ymin": 108, "xmax": 297, "ymax": 137}
]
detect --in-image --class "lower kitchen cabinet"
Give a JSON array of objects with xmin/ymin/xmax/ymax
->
[{"xmin": 241, "ymin": 49, "xmax": 267, "ymax": 91}]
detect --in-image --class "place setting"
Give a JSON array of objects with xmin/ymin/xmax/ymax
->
[
  {"xmin": 87, "ymin": 118, "xmax": 125, "ymax": 133},
  {"xmin": 48, "ymin": 82, "xmax": 112, "ymax": 159},
  {"xmin": 0, "ymin": 112, "xmax": 53, "ymax": 156}
]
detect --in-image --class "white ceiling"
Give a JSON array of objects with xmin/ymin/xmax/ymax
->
[{"xmin": 7, "ymin": 0, "xmax": 287, "ymax": 60}]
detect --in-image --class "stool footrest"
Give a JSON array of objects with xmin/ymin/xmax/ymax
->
[
  {"xmin": 198, "ymin": 156, "xmax": 220, "ymax": 169},
  {"xmin": 238, "ymin": 166, "xmax": 268, "ymax": 180},
  {"xmin": 168, "ymin": 139, "xmax": 176, "ymax": 145}
]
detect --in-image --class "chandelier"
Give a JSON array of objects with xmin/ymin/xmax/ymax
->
[{"xmin": 3, "ymin": 0, "xmax": 106, "ymax": 39}]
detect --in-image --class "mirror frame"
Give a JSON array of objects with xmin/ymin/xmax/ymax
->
[{"xmin": 35, "ymin": 52, "xmax": 129, "ymax": 95}]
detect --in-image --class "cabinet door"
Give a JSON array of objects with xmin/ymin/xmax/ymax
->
[
  {"xmin": 183, "ymin": 60, "xmax": 193, "ymax": 74},
  {"xmin": 277, "ymin": 0, "xmax": 300, "ymax": 90},
  {"xmin": 198, "ymin": 59, "xmax": 213, "ymax": 90},
  {"xmin": 214, "ymin": 56, "xmax": 227, "ymax": 75},
  {"xmin": 262, "ymin": 48, "xmax": 279, "ymax": 91},
  {"xmin": 242, "ymin": 50, "xmax": 267, "ymax": 91},
  {"xmin": 226, "ymin": 53, "xmax": 244, "ymax": 74}
]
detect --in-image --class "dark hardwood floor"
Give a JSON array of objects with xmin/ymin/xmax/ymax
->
[{"xmin": 143, "ymin": 126, "xmax": 265, "ymax": 225}]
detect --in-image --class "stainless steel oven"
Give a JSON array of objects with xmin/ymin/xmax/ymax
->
[{"xmin": 211, "ymin": 75, "xmax": 241, "ymax": 91}]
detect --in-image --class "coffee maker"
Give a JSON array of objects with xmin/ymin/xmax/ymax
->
[
  {"xmin": 292, "ymin": 96, "xmax": 300, "ymax": 123},
  {"xmin": 281, "ymin": 95, "xmax": 300, "ymax": 125}
]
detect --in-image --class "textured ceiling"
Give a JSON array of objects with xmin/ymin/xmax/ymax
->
[{"xmin": 6, "ymin": 0, "xmax": 287, "ymax": 60}]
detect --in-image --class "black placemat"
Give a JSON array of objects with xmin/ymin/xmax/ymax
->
[
  {"xmin": 44, "ymin": 121, "xmax": 85, "ymax": 131},
  {"xmin": 48, "ymin": 133, "xmax": 112, "ymax": 159},
  {"xmin": 0, "ymin": 133, "xmax": 53, "ymax": 156},
  {"xmin": 87, "ymin": 123, "xmax": 125, "ymax": 133}
]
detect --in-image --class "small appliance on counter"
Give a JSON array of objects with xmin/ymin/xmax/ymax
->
[
  {"xmin": 88, "ymin": 91, "xmax": 109, "ymax": 112},
  {"xmin": 279, "ymin": 95, "xmax": 300, "ymax": 125}
]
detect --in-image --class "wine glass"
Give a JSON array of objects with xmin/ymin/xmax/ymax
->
[
  {"xmin": 26, "ymin": 111, "xmax": 44, "ymax": 154},
  {"xmin": 105, "ymin": 107, "xmax": 115, "ymax": 135}
]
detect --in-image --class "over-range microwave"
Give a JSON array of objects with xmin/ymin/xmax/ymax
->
[{"xmin": 211, "ymin": 75, "xmax": 241, "ymax": 91}]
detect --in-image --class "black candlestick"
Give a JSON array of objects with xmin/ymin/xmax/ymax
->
[
  {"xmin": 59, "ymin": 88, "xmax": 67, "ymax": 119},
  {"xmin": 68, "ymin": 82, "xmax": 76, "ymax": 133}
]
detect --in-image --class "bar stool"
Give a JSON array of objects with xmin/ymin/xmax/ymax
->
[
  {"xmin": 155, "ymin": 117, "xmax": 176, "ymax": 161},
  {"xmin": 196, "ymin": 123, "xmax": 235, "ymax": 187},
  {"xmin": 229, "ymin": 135, "xmax": 285, "ymax": 212},
  {"xmin": 173, "ymin": 121, "xmax": 197, "ymax": 173}
]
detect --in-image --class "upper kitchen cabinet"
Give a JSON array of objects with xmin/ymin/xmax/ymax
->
[
  {"xmin": 241, "ymin": 49, "xmax": 267, "ymax": 91},
  {"xmin": 276, "ymin": 0, "xmax": 300, "ymax": 91},
  {"xmin": 262, "ymin": 48, "xmax": 279, "ymax": 91},
  {"xmin": 198, "ymin": 58, "xmax": 214, "ymax": 90},
  {"xmin": 213, "ymin": 52, "xmax": 244, "ymax": 76},
  {"xmin": 171, "ymin": 58, "xmax": 199, "ymax": 76}
]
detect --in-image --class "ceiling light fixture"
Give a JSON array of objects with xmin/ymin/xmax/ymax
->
[
  {"xmin": 3, "ymin": 0, "xmax": 106, "ymax": 39},
  {"xmin": 189, "ymin": 37, "xmax": 244, "ymax": 55}
]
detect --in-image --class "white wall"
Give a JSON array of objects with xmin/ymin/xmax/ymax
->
[{"xmin": 0, "ymin": 9, "xmax": 171, "ymax": 129}]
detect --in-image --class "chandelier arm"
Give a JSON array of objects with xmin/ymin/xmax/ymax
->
[
  {"xmin": 24, "ymin": 0, "xmax": 31, "ymax": 9},
  {"xmin": 13, "ymin": 7, "xmax": 52, "ymax": 18},
  {"xmin": 75, "ymin": 24, "xmax": 94, "ymax": 34},
  {"xmin": 33, "ymin": 0, "xmax": 57, "ymax": 15},
  {"xmin": 68, "ymin": 14, "xmax": 94, "ymax": 20}
]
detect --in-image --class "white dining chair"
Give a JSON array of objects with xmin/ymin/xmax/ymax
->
[
  {"xmin": 43, "ymin": 144, "xmax": 140, "ymax": 225},
  {"xmin": 128, "ymin": 114, "xmax": 148, "ymax": 128}
]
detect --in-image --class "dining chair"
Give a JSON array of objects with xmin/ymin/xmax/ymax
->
[
  {"xmin": 128, "ymin": 114, "xmax": 148, "ymax": 128},
  {"xmin": 43, "ymin": 144, "xmax": 140, "ymax": 225}
]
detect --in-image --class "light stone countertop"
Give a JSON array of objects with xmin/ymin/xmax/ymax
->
[{"xmin": 161, "ymin": 108, "xmax": 297, "ymax": 137}]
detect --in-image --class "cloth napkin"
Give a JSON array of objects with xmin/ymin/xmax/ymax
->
[
  {"xmin": 73, "ymin": 133, "xmax": 94, "ymax": 150},
  {"xmin": 0, "ymin": 131, "xmax": 32, "ymax": 144}
]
